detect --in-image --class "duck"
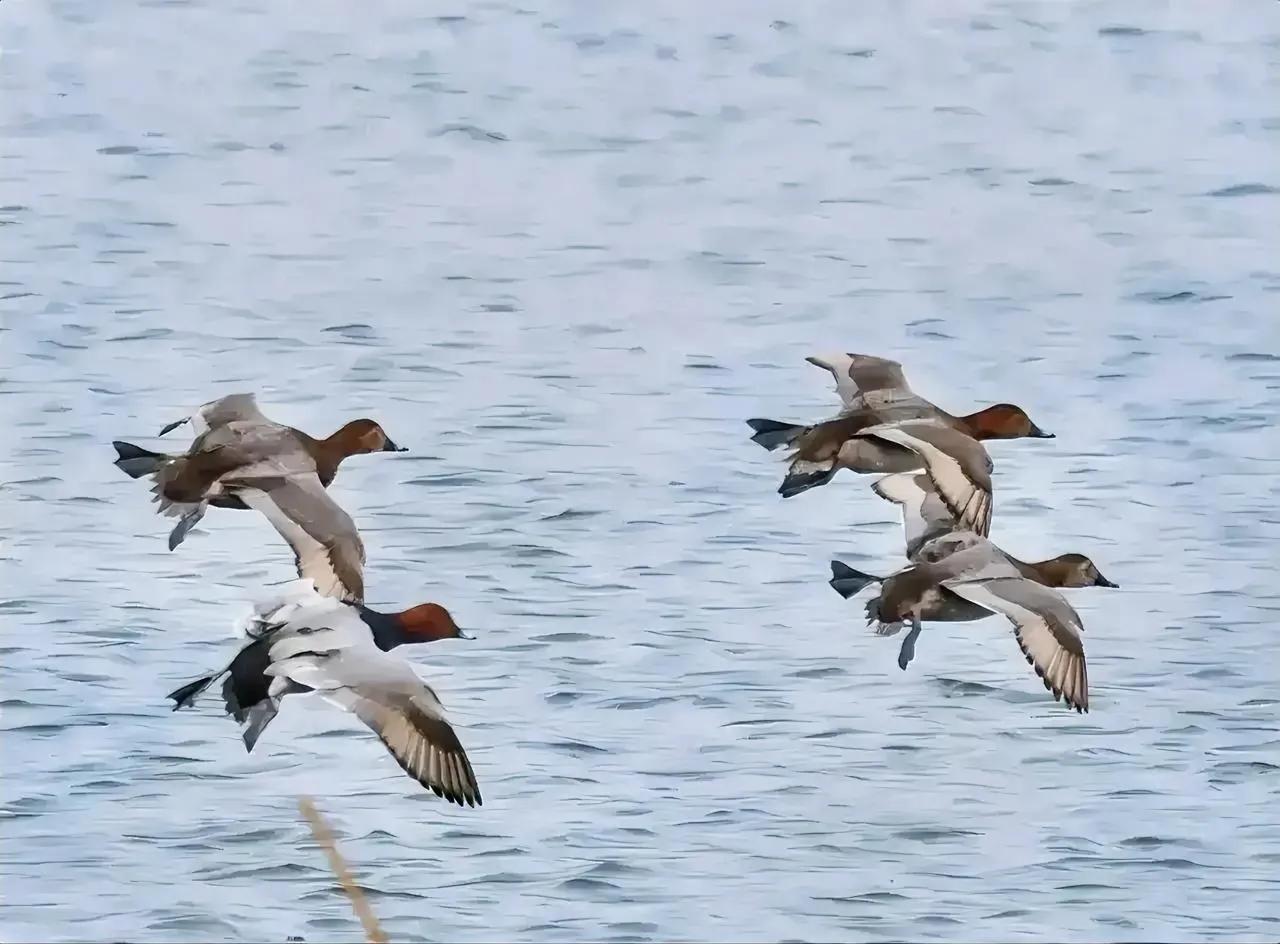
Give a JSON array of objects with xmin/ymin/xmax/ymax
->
[
  {"xmin": 829, "ymin": 528, "xmax": 1117, "ymax": 712},
  {"xmin": 746, "ymin": 352, "xmax": 1052, "ymax": 498},
  {"xmin": 111, "ymin": 393, "xmax": 404, "ymax": 550},
  {"xmin": 167, "ymin": 579, "xmax": 481, "ymax": 807}
]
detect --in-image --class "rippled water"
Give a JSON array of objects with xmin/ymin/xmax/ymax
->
[{"xmin": 3, "ymin": 1, "xmax": 1280, "ymax": 941}]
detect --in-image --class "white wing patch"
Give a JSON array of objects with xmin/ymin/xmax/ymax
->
[
  {"xmin": 234, "ymin": 580, "xmax": 338, "ymax": 639},
  {"xmin": 267, "ymin": 622, "xmax": 366, "ymax": 664}
]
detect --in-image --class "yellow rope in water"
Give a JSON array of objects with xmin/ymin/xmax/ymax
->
[{"xmin": 298, "ymin": 796, "xmax": 388, "ymax": 944}]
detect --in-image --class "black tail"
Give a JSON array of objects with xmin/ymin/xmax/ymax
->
[
  {"xmin": 778, "ymin": 461, "xmax": 837, "ymax": 498},
  {"xmin": 829, "ymin": 560, "xmax": 883, "ymax": 599},
  {"xmin": 113, "ymin": 440, "xmax": 170, "ymax": 479},
  {"xmin": 746, "ymin": 418, "xmax": 806, "ymax": 451},
  {"xmin": 167, "ymin": 673, "xmax": 219, "ymax": 710}
]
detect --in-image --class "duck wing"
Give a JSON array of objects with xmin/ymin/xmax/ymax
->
[
  {"xmin": 331, "ymin": 686, "xmax": 482, "ymax": 808},
  {"xmin": 859, "ymin": 422, "xmax": 993, "ymax": 537},
  {"xmin": 228, "ymin": 472, "xmax": 366, "ymax": 603},
  {"xmin": 942, "ymin": 576, "xmax": 1089, "ymax": 713},
  {"xmin": 872, "ymin": 471, "xmax": 969, "ymax": 561},
  {"xmin": 161, "ymin": 392, "xmax": 277, "ymax": 438},
  {"xmin": 265, "ymin": 627, "xmax": 481, "ymax": 807},
  {"xmin": 805, "ymin": 352, "xmax": 926, "ymax": 413},
  {"xmin": 238, "ymin": 578, "xmax": 339, "ymax": 637}
]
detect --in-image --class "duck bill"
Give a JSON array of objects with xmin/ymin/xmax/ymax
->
[
  {"xmin": 1030, "ymin": 424, "xmax": 1055, "ymax": 439},
  {"xmin": 1095, "ymin": 574, "xmax": 1119, "ymax": 589},
  {"xmin": 457, "ymin": 629, "xmax": 475, "ymax": 640},
  {"xmin": 382, "ymin": 438, "xmax": 408, "ymax": 452}
]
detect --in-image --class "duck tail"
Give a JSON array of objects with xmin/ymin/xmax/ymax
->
[
  {"xmin": 746, "ymin": 418, "xmax": 806, "ymax": 451},
  {"xmin": 778, "ymin": 458, "xmax": 836, "ymax": 498},
  {"xmin": 166, "ymin": 671, "xmax": 222, "ymax": 710},
  {"xmin": 829, "ymin": 560, "xmax": 883, "ymax": 599},
  {"xmin": 112, "ymin": 440, "xmax": 172, "ymax": 479}
]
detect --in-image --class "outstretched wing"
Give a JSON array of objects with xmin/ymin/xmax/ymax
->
[
  {"xmin": 872, "ymin": 471, "xmax": 966, "ymax": 561},
  {"xmin": 806, "ymin": 352, "xmax": 919, "ymax": 412},
  {"xmin": 230, "ymin": 473, "xmax": 366, "ymax": 603},
  {"xmin": 331, "ymin": 686, "xmax": 482, "ymax": 808},
  {"xmin": 161, "ymin": 392, "xmax": 276, "ymax": 437},
  {"xmin": 860, "ymin": 422, "xmax": 993, "ymax": 537},
  {"xmin": 265, "ymin": 630, "xmax": 482, "ymax": 806},
  {"xmin": 943, "ymin": 577, "xmax": 1089, "ymax": 713}
]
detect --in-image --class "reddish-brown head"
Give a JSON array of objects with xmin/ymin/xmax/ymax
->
[
  {"xmin": 329, "ymin": 418, "xmax": 406, "ymax": 456},
  {"xmin": 963, "ymin": 403, "xmax": 1054, "ymax": 441},
  {"xmin": 395, "ymin": 602, "xmax": 470, "ymax": 642}
]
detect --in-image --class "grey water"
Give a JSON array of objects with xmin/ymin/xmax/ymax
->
[{"xmin": 2, "ymin": 1, "xmax": 1280, "ymax": 941}]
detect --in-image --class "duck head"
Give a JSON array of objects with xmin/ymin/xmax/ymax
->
[
  {"xmin": 963, "ymin": 403, "xmax": 1054, "ymax": 441},
  {"xmin": 1040, "ymin": 553, "xmax": 1119, "ymax": 589},
  {"xmin": 329, "ymin": 418, "xmax": 407, "ymax": 456},
  {"xmin": 395, "ymin": 602, "xmax": 473, "ymax": 642}
]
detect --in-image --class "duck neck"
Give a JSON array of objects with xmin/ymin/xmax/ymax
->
[
  {"xmin": 311, "ymin": 427, "xmax": 360, "ymax": 485},
  {"xmin": 1021, "ymin": 558, "xmax": 1070, "ymax": 587},
  {"xmin": 956, "ymin": 407, "xmax": 1001, "ymax": 441},
  {"xmin": 356, "ymin": 605, "xmax": 406, "ymax": 651}
]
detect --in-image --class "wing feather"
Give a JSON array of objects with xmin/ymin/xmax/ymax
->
[
  {"xmin": 944, "ymin": 577, "xmax": 1089, "ymax": 712},
  {"xmin": 231, "ymin": 475, "xmax": 365, "ymax": 603},
  {"xmin": 861, "ymin": 422, "xmax": 993, "ymax": 536}
]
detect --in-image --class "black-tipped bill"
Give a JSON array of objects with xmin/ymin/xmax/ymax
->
[
  {"xmin": 382, "ymin": 438, "xmax": 408, "ymax": 452},
  {"xmin": 1095, "ymin": 573, "xmax": 1119, "ymax": 589}
]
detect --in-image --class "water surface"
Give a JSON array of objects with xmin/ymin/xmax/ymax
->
[{"xmin": 2, "ymin": 1, "xmax": 1280, "ymax": 941}]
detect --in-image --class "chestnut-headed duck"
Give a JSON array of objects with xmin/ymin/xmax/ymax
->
[
  {"xmin": 746, "ymin": 352, "xmax": 1051, "ymax": 497},
  {"xmin": 829, "ymin": 530, "xmax": 1117, "ymax": 711},
  {"xmin": 111, "ymin": 393, "xmax": 404, "ymax": 550},
  {"xmin": 168, "ymin": 579, "xmax": 480, "ymax": 807}
]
